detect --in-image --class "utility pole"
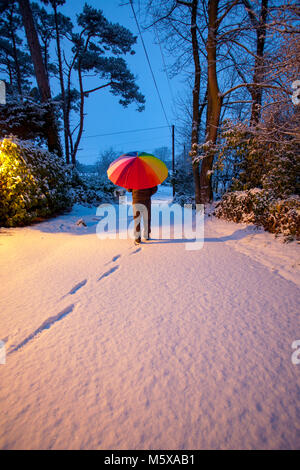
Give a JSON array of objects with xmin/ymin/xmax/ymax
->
[{"xmin": 172, "ymin": 124, "xmax": 175, "ymax": 197}]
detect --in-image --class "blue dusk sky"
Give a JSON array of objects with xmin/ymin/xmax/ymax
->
[{"xmin": 58, "ymin": 0, "xmax": 185, "ymax": 165}]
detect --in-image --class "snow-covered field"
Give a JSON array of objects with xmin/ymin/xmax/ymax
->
[{"xmin": 0, "ymin": 186, "xmax": 299, "ymax": 449}]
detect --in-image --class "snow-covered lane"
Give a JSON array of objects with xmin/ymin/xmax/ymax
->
[{"xmin": 0, "ymin": 198, "xmax": 299, "ymax": 449}]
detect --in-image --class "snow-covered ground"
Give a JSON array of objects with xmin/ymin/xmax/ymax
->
[{"xmin": 0, "ymin": 186, "xmax": 299, "ymax": 450}]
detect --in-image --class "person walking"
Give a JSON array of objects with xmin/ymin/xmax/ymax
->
[
  {"xmin": 128, "ymin": 186, "xmax": 158, "ymax": 244},
  {"xmin": 107, "ymin": 151, "xmax": 167, "ymax": 244}
]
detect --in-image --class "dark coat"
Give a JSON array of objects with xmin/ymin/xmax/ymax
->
[{"xmin": 128, "ymin": 186, "xmax": 158, "ymax": 203}]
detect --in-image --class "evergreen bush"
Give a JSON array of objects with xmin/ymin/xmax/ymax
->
[{"xmin": 0, "ymin": 137, "xmax": 72, "ymax": 227}]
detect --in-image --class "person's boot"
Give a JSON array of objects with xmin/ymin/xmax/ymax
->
[
  {"xmin": 134, "ymin": 237, "xmax": 141, "ymax": 245},
  {"xmin": 143, "ymin": 229, "xmax": 151, "ymax": 241}
]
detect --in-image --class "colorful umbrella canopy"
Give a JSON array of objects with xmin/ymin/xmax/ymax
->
[{"xmin": 107, "ymin": 151, "xmax": 168, "ymax": 190}]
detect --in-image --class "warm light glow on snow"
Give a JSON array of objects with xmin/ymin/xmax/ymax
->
[{"xmin": 0, "ymin": 190, "xmax": 299, "ymax": 449}]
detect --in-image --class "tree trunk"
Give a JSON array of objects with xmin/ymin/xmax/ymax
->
[
  {"xmin": 242, "ymin": 0, "xmax": 268, "ymax": 124},
  {"xmin": 6, "ymin": 52, "xmax": 13, "ymax": 86},
  {"xmin": 71, "ymin": 62, "xmax": 85, "ymax": 166},
  {"xmin": 199, "ymin": 0, "xmax": 222, "ymax": 204},
  {"xmin": 251, "ymin": 0, "xmax": 268, "ymax": 123},
  {"xmin": 9, "ymin": 6, "xmax": 23, "ymax": 98},
  {"xmin": 53, "ymin": 3, "xmax": 70, "ymax": 164},
  {"xmin": 69, "ymin": 32, "xmax": 92, "ymax": 166},
  {"xmin": 190, "ymin": 0, "xmax": 201, "ymax": 204},
  {"xmin": 66, "ymin": 60, "xmax": 74, "ymax": 162},
  {"xmin": 18, "ymin": 0, "xmax": 62, "ymax": 156}
]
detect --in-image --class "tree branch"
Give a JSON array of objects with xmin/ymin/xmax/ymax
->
[
  {"xmin": 216, "ymin": 0, "xmax": 240, "ymax": 28},
  {"xmin": 241, "ymin": 0, "xmax": 259, "ymax": 27},
  {"xmin": 84, "ymin": 81, "xmax": 114, "ymax": 95},
  {"xmin": 144, "ymin": 3, "xmax": 178, "ymax": 29},
  {"xmin": 222, "ymin": 82, "xmax": 290, "ymax": 98},
  {"xmin": 176, "ymin": 0, "xmax": 193, "ymax": 7}
]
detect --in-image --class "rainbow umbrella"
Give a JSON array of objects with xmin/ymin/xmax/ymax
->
[{"xmin": 107, "ymin": 151, "xmax": 168, "ymax": 190}]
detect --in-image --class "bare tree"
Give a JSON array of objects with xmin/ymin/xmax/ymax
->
[
  {"xmin": 142, "ymin": 0, "xmax": 299, "ymax": 203},
  {"xmin": 176, "ymin": 0, "xmax": 203, "ymax": 203},
  {"xmin": 240, "ymin": 0, "xmax": 269, "ymax": 123}
]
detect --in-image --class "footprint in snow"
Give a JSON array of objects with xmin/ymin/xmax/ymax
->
[
  {"xmin": 61, "ymin": 279, "xmax": 87, "ymax": 299},
  {"xmin": 9, "ymin": 304, "xmax": 76, "ymax": 354},
  {"xmin": 68, "ymin": 279, "xmax": 87, "ymax": 295},
  {"xmin": 130, "ymin": 247, "xmax": 142, "ymax": 255},
  {"xmin": 105, "ymin": 254, "xmax": 121, "ymax": 265},
  {"xmin": 98, "ymin": 265, "xmax": 119, "ymax": 281}
]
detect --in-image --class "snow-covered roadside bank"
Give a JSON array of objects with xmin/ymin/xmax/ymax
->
[
  {"xmin": 0, "ymin": 192, "xmax": 299, "ymax": 449},
  {"xmin": 205, "ymin": 215, "xmax": 300, "ymax": 288}
]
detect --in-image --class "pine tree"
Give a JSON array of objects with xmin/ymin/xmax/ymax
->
[
  {"xmin": 0, "ymin": 1, "xmax": 33, "ymax": 98},
  {"xmin": 17, "ymin": 0, "xmax": 62, "ymax": 156},
  {"xmin": 65, "ymin": 4, "xmax": 145, "ymax": 165}
]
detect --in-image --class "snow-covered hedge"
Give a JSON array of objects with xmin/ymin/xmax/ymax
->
[
  {"xmin": 0, "ymin": 101, "xmax": 51, "ymax": 143},
  {"xmin": 0, "ymin": 137, "xmax": 73, "ymax": 227},
  {"xmin": 172, "ymin": 192, "xmax": 195, "ymax": 207},
  {"xmin": 69, "ymin": 171, "xmax": 116, "ymax": 207},
  {"xmin": 171, "ymin": 167, "xmax": 194, "ymax": 206},
  {"xmin": 214, "ymin": 189, "xmax": 300, "ymax": 241},
  {"xmin": 264, "ymin": 197, "xmax": 300, "ymax": 240}
]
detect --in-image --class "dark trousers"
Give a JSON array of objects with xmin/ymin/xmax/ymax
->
[{"xmin": 133, "ymin": 200, "xmax": 151, "ymax": 240}]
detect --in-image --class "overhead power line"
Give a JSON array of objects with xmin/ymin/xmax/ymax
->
[
  {"xmin": 129, "ymin": 0, "xmax": 171, "ymax": 129},
  {"xmin": 81, "ymin": 125, "xmax": 170, "ymax": 139},
  {"xmin": 78, "ymin": 136, "xmax": 173, "ymax": 159}
]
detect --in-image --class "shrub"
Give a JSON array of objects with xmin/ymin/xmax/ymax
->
[
  {"xmin": 214, "ymin": 189, "xmax": 300, "ymax": 241},
  {"xmin": 214, "ymin": 189, "xmax": 269, "ymax": 224},
  {"xmin": 214, "ymin": 118, "xmax": 300, "ymax": 198},
  {"xmin": 0, "ymin": 137, "xmax": 73, "ymax": 227},
  {"xmin": 172, "ymin": 192, "xmax": 195, "ymax": 207},
  {"xmin": 171, "ymin": 166, "xmax": 194, "ymax": 206},
  {"xmin": 69, "ymin": 171, "xmax": 116, "ymax": 206},
  {"xmin": 0, "ymin": 101, "xmax": 52, "ymax": 144},
  {"xmin": 263, "ymin": 197, "xmax": 300, "ymax": 241}
]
